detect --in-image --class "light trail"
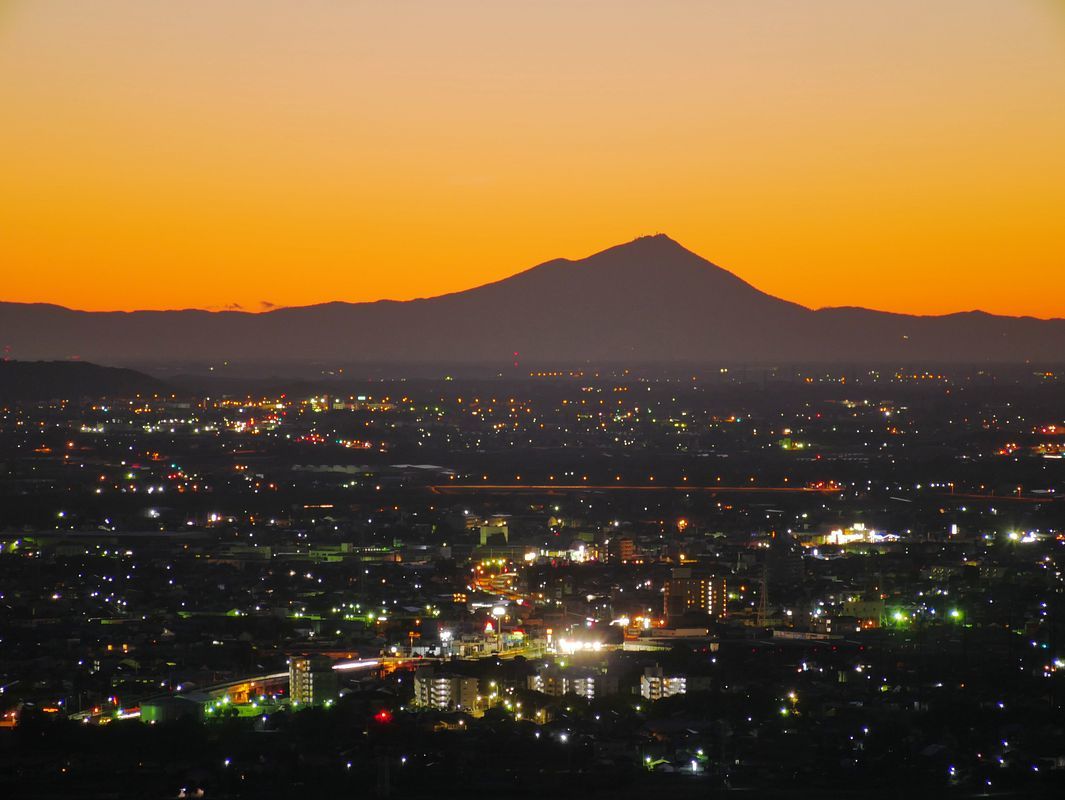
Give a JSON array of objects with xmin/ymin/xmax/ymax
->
[
  {"xmin": 431, "ymin": 484, "xmax": 840, "ymax": 494},
  {"xmin": 332, "ymin": 659, "xmax": 381, "ymax": 672}
]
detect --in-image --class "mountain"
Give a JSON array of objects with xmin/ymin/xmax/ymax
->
[
  {"xmin": 0, "ymin": 361, "xmax": 170, "ymax": 402},
  {"xmin": 2, "ymin": 235, "xmax": 1063, "ymax": 365}
]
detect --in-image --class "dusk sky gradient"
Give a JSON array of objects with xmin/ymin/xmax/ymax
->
[{"xmin": 2, "ymin": 1, "xmax": 1064, "ymax": 316}]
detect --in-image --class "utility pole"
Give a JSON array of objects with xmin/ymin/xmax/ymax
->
[{"xmin": 758, "ymin": 563, "xmax": 769, "ymax": 627}]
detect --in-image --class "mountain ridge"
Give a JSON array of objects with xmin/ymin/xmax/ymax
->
[
  {"xmin": 2, "ymin": 236, "xmax": 1063, "ymax": 364},
  {"xmin": 0, "ymin": 360, "xmax": 170, "ymax": 401}
]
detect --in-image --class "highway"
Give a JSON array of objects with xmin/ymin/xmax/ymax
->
[{"xmin": 431, "ymin": 484, "xmax": 841, "ymax": 494}]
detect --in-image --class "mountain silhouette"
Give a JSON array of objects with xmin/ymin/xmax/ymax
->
[
  {"xmin": 0, "ymin": 360, "xmax": 169, "ymax": 401},
  {"xmin": 2, "ymin": 235, "xmax": 1063, "ymax": 365}
]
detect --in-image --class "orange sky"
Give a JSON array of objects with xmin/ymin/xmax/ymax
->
[{"xmin": 2, "ymin": 0, "xmax": 1064, "ymax": 317}]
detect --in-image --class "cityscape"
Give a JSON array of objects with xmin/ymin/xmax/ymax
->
[
  {"xmin": 3, "ymin": 1, "xmax": 1065, "ymax": 798},
  {"xmin": 1, "ymin": 366, "xmax": 1063, "ymax": 796}
]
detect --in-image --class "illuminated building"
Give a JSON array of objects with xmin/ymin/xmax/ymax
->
[
  {"xmin": 413, "ymin": 667, "xmax": 480, "ymax": 711},
  {"xmin": 640, "ymin": 666, "xmax": 687, "ymax": 700},
  {"xmin": 608, "ymin": 536, "xmax": 636, "ymax": 563},
  {"xmin": 663, "ymin": 567, "xmax": 726, "ymax": 621},
  {"xmin": 802, "ymin": 523, "xmax": 900, "ymax": 547},
  {"xmin": 528, "ymin": 671, "xmax": 563, "ymax": 697},
  {"xmin": 479, "ymin": 524, "xmax": 509, "ymax": 545},
  {"xmin": 842, "ymin": 597, "xmax": 885, "ymax": 628},
  {"xmin": 528, "ymin": 665, "xmax": 601, "ymax": 700},
  {"xmin": 140, "ymin": 696, "xmax": 205, "ymax": 723},
  {"xmin": 565, "ymin": 674, "xmax": 597, "ymax": 700},
  {"xmin": 289, "ymin": 656, "xmax": 337, "ymax": 707}
]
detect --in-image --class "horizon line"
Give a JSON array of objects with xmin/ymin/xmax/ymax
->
[{"xmin": 2, "ymin": 234, "xmax": 1063, "ymax": 322}]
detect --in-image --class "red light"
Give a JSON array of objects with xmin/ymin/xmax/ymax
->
[{"xmin": 374, "ymin": 709, "xmax": 393, "ymax": 724}]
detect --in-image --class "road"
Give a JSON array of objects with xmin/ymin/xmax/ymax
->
[{"xmin": 431, "ymin": 484, "xmax": 840, "ymax": 494}]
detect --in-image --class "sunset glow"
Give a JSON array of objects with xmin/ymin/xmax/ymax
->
[{"xmin": 2, "ymin": 0, "xmax": 1064, "ymax": 316}]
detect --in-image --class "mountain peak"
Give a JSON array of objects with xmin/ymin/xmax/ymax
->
[
  {"xmin": 613, "ymin": 233, "xmax": 688, "ymax": 253},
  {"xmin": 578, "ymin": 233, "xmax": 705, "ymax": 269},
  {"xmin": 634, "ymin": 232, "xmax": 680, "ymax": 244}
]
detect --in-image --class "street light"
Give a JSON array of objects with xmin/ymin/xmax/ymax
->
[{"xmin": 491, "ymin": 606, "xmax": 506, "ymax": 650}]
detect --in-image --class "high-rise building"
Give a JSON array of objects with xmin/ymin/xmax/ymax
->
[
  {"xmin": 528, "ymin": 665, "xmax": 602, "ymax": 700},
  {"xmin": 607, "ymin": 536, "xmax": 636, "ymax": 563},
  {"xmin": 663, "ymin": 567, "xmax": 727, "ymax": 620},
  {"xmin": 640, "ymin": 665, "xmax": 687, "ymax": 700},
  {"xmin": 564, "ymin": 673, "xmax": 597, "ymax": 700},
  {"xmin": 413, "ymin": 667, "xmax": 480, "ymax": 711},
  {"xmin": 528, "ymin": 669, "xmax": 565, "ymax": 697},
  {"xmin": 289, "ymin": 656, "xmax": 338, "ymax": 706}
]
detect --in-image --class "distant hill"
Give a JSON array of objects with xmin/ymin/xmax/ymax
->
[
  {"xmin": 2, "ymin": 235, "xmax": 1064, "ymax": 364},
  {"xmin": 0, "ymin": 360, "xmax": 170, "ymax": 402}
]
